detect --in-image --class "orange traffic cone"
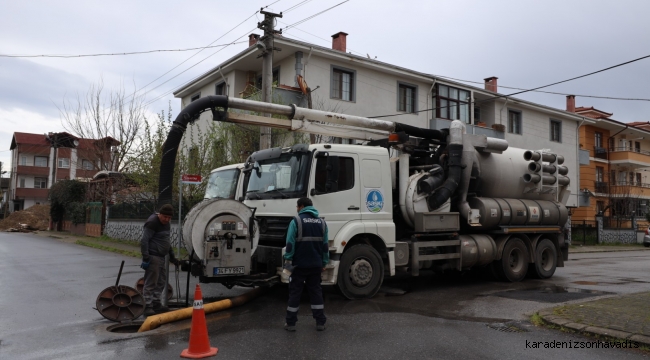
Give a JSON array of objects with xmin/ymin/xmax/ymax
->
[{"xmin": 180, "ymin": 284, "xmax": 218, "ymax": 359}]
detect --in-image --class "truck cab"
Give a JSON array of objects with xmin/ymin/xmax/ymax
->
[
  {"xmin": 243, "ymin": 144, "xmax": 395, "ymax": 299},
  {"xmin": 204, "ymin": 163, "xmax": 244, "ymax": 201}
]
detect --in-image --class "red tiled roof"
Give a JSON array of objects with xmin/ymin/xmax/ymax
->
[
  {"xmin": 574, "ymin": 106, "xmax": 613, "ymax": 119},
  {"xmin": 11, "ymin": 132, "xmax": 50, "ymax": 149},
  {"xmin": 10, "ymin": 132, "xmax": 120, "ymax": 150}
]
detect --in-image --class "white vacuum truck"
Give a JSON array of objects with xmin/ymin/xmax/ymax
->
[{"xmin": 161, "ymin": 96, "xmax": 571, "ymax": 299}]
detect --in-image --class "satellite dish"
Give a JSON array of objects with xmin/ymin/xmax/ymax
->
[{"xmin": 73, "ymin": 140, "xmax": 79, "ymax": 147}]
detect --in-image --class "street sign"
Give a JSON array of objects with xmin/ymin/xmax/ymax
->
[{"xmin": 182, "ymin": 174, "xmax": 202, "ymax": 185}]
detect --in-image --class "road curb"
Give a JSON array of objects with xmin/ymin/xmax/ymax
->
[{"xmin": 538, "ymin": 310, "xmax": 650, "ymax": 347}]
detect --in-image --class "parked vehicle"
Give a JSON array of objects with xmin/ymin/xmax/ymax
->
[
  {"xmin": 643, "ymin": 228, "xmax": 650, "ymax": 247},
  {"xmin": 164, "ymin": 96, "xmax": 571, "ymax": 299}
]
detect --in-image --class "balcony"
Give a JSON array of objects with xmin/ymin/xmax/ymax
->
[
  {"xmin": 593, "ymin": 146, "xmax": 608, "ymax": 160},
  {"xmin": 430, "ymin": 119, "xmax": 505, "ymax": 139},
  {"xmin": 607, "ymin": 147, "xmax": 650, "ymax": 166},
  {"xmin": 16, "ymin": 165, "xmax": 50, "ymax": 176},
  {"xmin": 595, "ymin": 180, "xmax": 650, "ymax": 197},
  {"xmin": 594, "ymin": 181, "xmax": 608, "ymax": 193},
  {"xmin": 14, "ymin": 188, "xmax": 49, "ymax": 199}
]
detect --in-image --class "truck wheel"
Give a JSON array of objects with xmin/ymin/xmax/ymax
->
[
  {"xmin": 496, "ymin": 238, "xmax": 529, "ymax": 282},
  {"xmin": 529, "ymin": 239, "xmax": 557, "ymax": 279},
  {"xmin": 337, "ymin": 244, "xmax": 384, "ymax": 300}
]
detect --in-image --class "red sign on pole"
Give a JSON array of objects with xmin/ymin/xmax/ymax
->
[{"xmin": 182, "ymin": 174, "xmax": 202, "ymax": 185}]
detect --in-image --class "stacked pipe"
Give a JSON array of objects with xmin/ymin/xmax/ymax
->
[{"xmin": 522, "ymin": 150, "xmax": 570, "ymax": 186}]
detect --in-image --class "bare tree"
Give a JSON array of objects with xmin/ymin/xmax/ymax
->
[{"xmin": 58, "ymin": 78, "xmax": 146, "ymax": 172}]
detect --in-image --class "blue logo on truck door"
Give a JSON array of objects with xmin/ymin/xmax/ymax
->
[{"xmin": 366, "ymin": 190, "xmax": 384, "ymax": 213}]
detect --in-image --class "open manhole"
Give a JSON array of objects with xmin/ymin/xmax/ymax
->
[
  {"xmin": 493, "ymin": 286, "xmax": 612, "ymax": 303},
  {"xmin": 487, "ymin": 322, "xmax": 528, "ymax": 333},
  {"xmin": 107, "ymin": 321, "xmax": 144, "ymax": 334}
]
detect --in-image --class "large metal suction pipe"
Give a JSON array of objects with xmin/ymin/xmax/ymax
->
[
  {"xmin": 527, "ymin": 163, "xmax": 569, "ymax": 175},
  {"xmin": 523, "ymin": 173, "xmax": 570, "ymax": 186},
  {"xmin": 427, "ymin": 120, "xmax": 464, "ymax": 210},
  {"xmin": 523, "ymin": 150, "xmax": 565, "ymax": 165},
  {"xmin": 486, "ymin": 137, "xmax": 509, "ymax": 152}
]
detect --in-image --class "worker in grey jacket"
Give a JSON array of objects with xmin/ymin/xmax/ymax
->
[{"xmin": 141, "ymin": 204, "xmax": 180, "ymax": 316}]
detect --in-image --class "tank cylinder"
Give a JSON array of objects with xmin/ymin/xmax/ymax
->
[
  {"xmin": 524, "ymin": 150, "xmax": 565, "ymax": 165},
  {"xmin": 527, "ymin": 163, "xmax": 569, "ymax": 175},
  {"xmin": 459, "ymin": 234, "xmax": 497, "ymax": 269},
  {"xmin": 523, "ymin": 173, "xmax": 570, "ymax": 186},
  {"xmin": 466, "ymin": 197, "xmax": 568, "ymax": 230}
]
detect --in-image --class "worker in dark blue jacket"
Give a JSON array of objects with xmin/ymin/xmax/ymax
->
[{"xmin": 284, "ymin": 197, "xmax": 329, "ymax": 331}]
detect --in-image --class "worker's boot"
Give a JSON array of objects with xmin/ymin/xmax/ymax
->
[{"xmin": 284, "ymin": 323, "xmax": 296, "ymax": 332}]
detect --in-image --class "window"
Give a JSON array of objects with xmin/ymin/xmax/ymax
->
[
  {"xmin": 331, "ymin": 66, "xmax": 355, "ymax": 102},
  {"xmin": 314, "ymin": 156, "xmax": 355, "ymax": 193},
  {"xmin": 20, "ymin": 156, "xmax": 26, "ymax": 166},
  {"xmin": 397, "ymin": 83, "xmax": 417, "ymax": 113},
  {"xmin": 474, "ymin": 106, "xmax": 481, "ymax": 124},
  {"xmin": 508, "ymin": 110, "xmax": 522, "ymax": 134},
  {"xmin": 608, "ymin": 137, "xmax": 614, "ymax": 150},
  {"xmin": 256, "ymin": 68, "xmax": 280, "ymax": 90},
  {"xmin": 82, "ymin": 159, "xmax": 94, "ymax": 170},
  {"xmin": 436, "ymin": 85, "xmax": 470, "ymax": 123},
  {"xmin": 596, "ymin": 166, "xmax": 604, "ymax": 182},
  {"xmin": 550, "ymin": 120, "xmax": 562, "ymax": 142},
  {"xmin": 58, "ymin": 158, "xmax": 70, "ymax": 168},
  {"xmin": 635, "ymin": 141, "xmax": 641, "ymax": 153},
  {"xmin": 596, "ymin": 201, "xmax": 605, "ymax": 214},
  {"xmin": 34, "ymin": 156, "xmax": 48, "ymax": 167},
  {"xmin": 637, "ymin": 173, "xmax": 642, "ymax": 186},
  {"xmin": 191, "ymin": 93, "xmax": 201, "ymax": 102},
  {"xmin": 215, "ymin": 81, "xmax": 226, "ymax": 96},
  {"xmin": 34, "ymin": 177, "xmax": 47, "ymax": 189},
  {"xmin": 595, "ymin": 132, "xmax": 603, "ymax": 148},
  {"xmin": 19, "ymin": 178, "xmax": 25, "ymax": 188},
  {"xmin": 630, "ymin": 172, "xmax": 635, "ymax": 185}
]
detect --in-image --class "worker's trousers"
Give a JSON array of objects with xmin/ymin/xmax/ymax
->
[
  {"xmin": 286, "ymin": 267, "xmax": 326, "ymax": 326},
  {"xmin": 143, "ymin": 255, "xmax": 167, "ymax": 307}
]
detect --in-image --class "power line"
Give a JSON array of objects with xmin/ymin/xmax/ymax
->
[
  {"xmin": 143, "ymin": 27, "xmax": 257, "ymax": 107},
  {"xmin": 145, "ymin": 1, "xmax": 350, "ymax": 108},
  {"xmin": 434, "ymin": 75, "xmax": 650, "ymax": 102},
  {"xmin": 283, "ymin": 0, "xmax": 315, "ymax": 13},
  {"xmin": 282, "ymin": 0, "xmax": 350, "ymax": 31},
  {"xmin": 0, "ymin": 42, "xmax": 248, "ymax": 58},
  {"xmin": 369, "ymin": 53, "xmax": 650, "ymax": 119}
]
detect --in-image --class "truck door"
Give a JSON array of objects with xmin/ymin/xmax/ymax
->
[{"xmin": 309, "ymin": 152, "xmax": 360, "ymax": 241}]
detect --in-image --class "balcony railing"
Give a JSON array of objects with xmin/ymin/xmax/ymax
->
[
  {"xmin": 593, "ymin": 146, "xmax": 650, "ymax": 160},
  {"xmin": 595, "ymin": 180, "xmax": 650, "ymax": 193},
  {"xmin": 610, "ymin": 146, "xmax": 650, "ymax": 156}
]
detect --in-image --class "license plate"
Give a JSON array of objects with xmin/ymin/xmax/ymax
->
[{"xmin": 213, "ymin": 266, "xmax": 245, "ymax": 275}]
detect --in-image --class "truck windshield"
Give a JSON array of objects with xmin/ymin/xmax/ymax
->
[
  {"xmin": 204, "ymin": 169, "xmax": 239, "ymax": 200},
  {"xmin": 246, "ymin": 152, "xmax": 310, "ymax": 199}
]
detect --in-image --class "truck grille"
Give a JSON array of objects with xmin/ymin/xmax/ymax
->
[{"xmin": 257, "ymin": 216, "xmax": 293, "ymax": 248}]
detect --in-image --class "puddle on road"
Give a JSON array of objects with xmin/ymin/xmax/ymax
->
[{"xmin": 493, "ymin": 285, "xmax": 613, "ymax": 303}]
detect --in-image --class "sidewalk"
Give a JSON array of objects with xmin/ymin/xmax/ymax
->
[
  {"xmin": 37, "ymin": 230, "xmax": 142, "ymax": 257},
  {"xmin": 569, "ymin": 244, "xmax": 650, "ymax": 254},
  {"xmin": 538, "ymin": 292, "xmax": 650, "ymax": 347}
]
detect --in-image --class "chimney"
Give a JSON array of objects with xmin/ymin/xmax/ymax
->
[
  {"xmin": 332, "ymin": 32, "xmax": 349, "ymax": 52},
  {"xmin": 249, "ymin": 33, "xmax": 261, "ymax": 47},
  {"xmin": 484, "ymin": 77, "xmax": 498, "ymax": 92},
  {"xmin": 566, "ymin": 95, "xmax": 576, "ymax": 112}
]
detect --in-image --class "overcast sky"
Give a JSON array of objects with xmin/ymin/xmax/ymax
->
[{"xmin": 1, "ymin": 0, "xmax": 650, "ymax": 173}]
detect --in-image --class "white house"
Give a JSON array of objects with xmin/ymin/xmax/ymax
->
[{"xmin": 173, "ymin": 32, "xmax": 594, "ymax": 208}]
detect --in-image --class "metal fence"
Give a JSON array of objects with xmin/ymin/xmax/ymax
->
[
  {"xmin": 571, "ymin": 220, "xmax": 599, "ymax": 245},
  {"xmin": 602, "ymin": 216, "xmax": 635, "ymax": 229},
  {"xmin": 108, "ymin": 200, "xmax": 202, "ymax": 221}
]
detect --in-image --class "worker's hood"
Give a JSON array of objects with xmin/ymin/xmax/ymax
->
[{"xmin": 298, "ymin": 206, "xmax": 319, "ymax": 218}]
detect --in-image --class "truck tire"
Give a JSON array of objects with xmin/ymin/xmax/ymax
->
[
  {"xmin": 337, "ymin": 244, "xmax": 384, "ymax": 300},
  {"xmin": 529, "ymin": 239, "xmax": 557, "ymax": 279},
  {"xmin": 495, "ymin": 238, "xmax": 529, "ymax": 282}
]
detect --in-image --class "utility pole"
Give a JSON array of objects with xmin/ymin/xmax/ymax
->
[{"xmin": 257, "ymin": 8, "xmax": 282, "ymax": 150}]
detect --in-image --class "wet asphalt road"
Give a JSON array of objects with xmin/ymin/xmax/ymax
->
[{"xmin": 1, "ymin": 232, "xmax": 649, "ymax": 359}]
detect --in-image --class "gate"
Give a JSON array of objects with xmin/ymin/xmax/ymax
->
[{"xmin": 86, "ymin": 202, "xmax": 104, "ymax": 237}]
